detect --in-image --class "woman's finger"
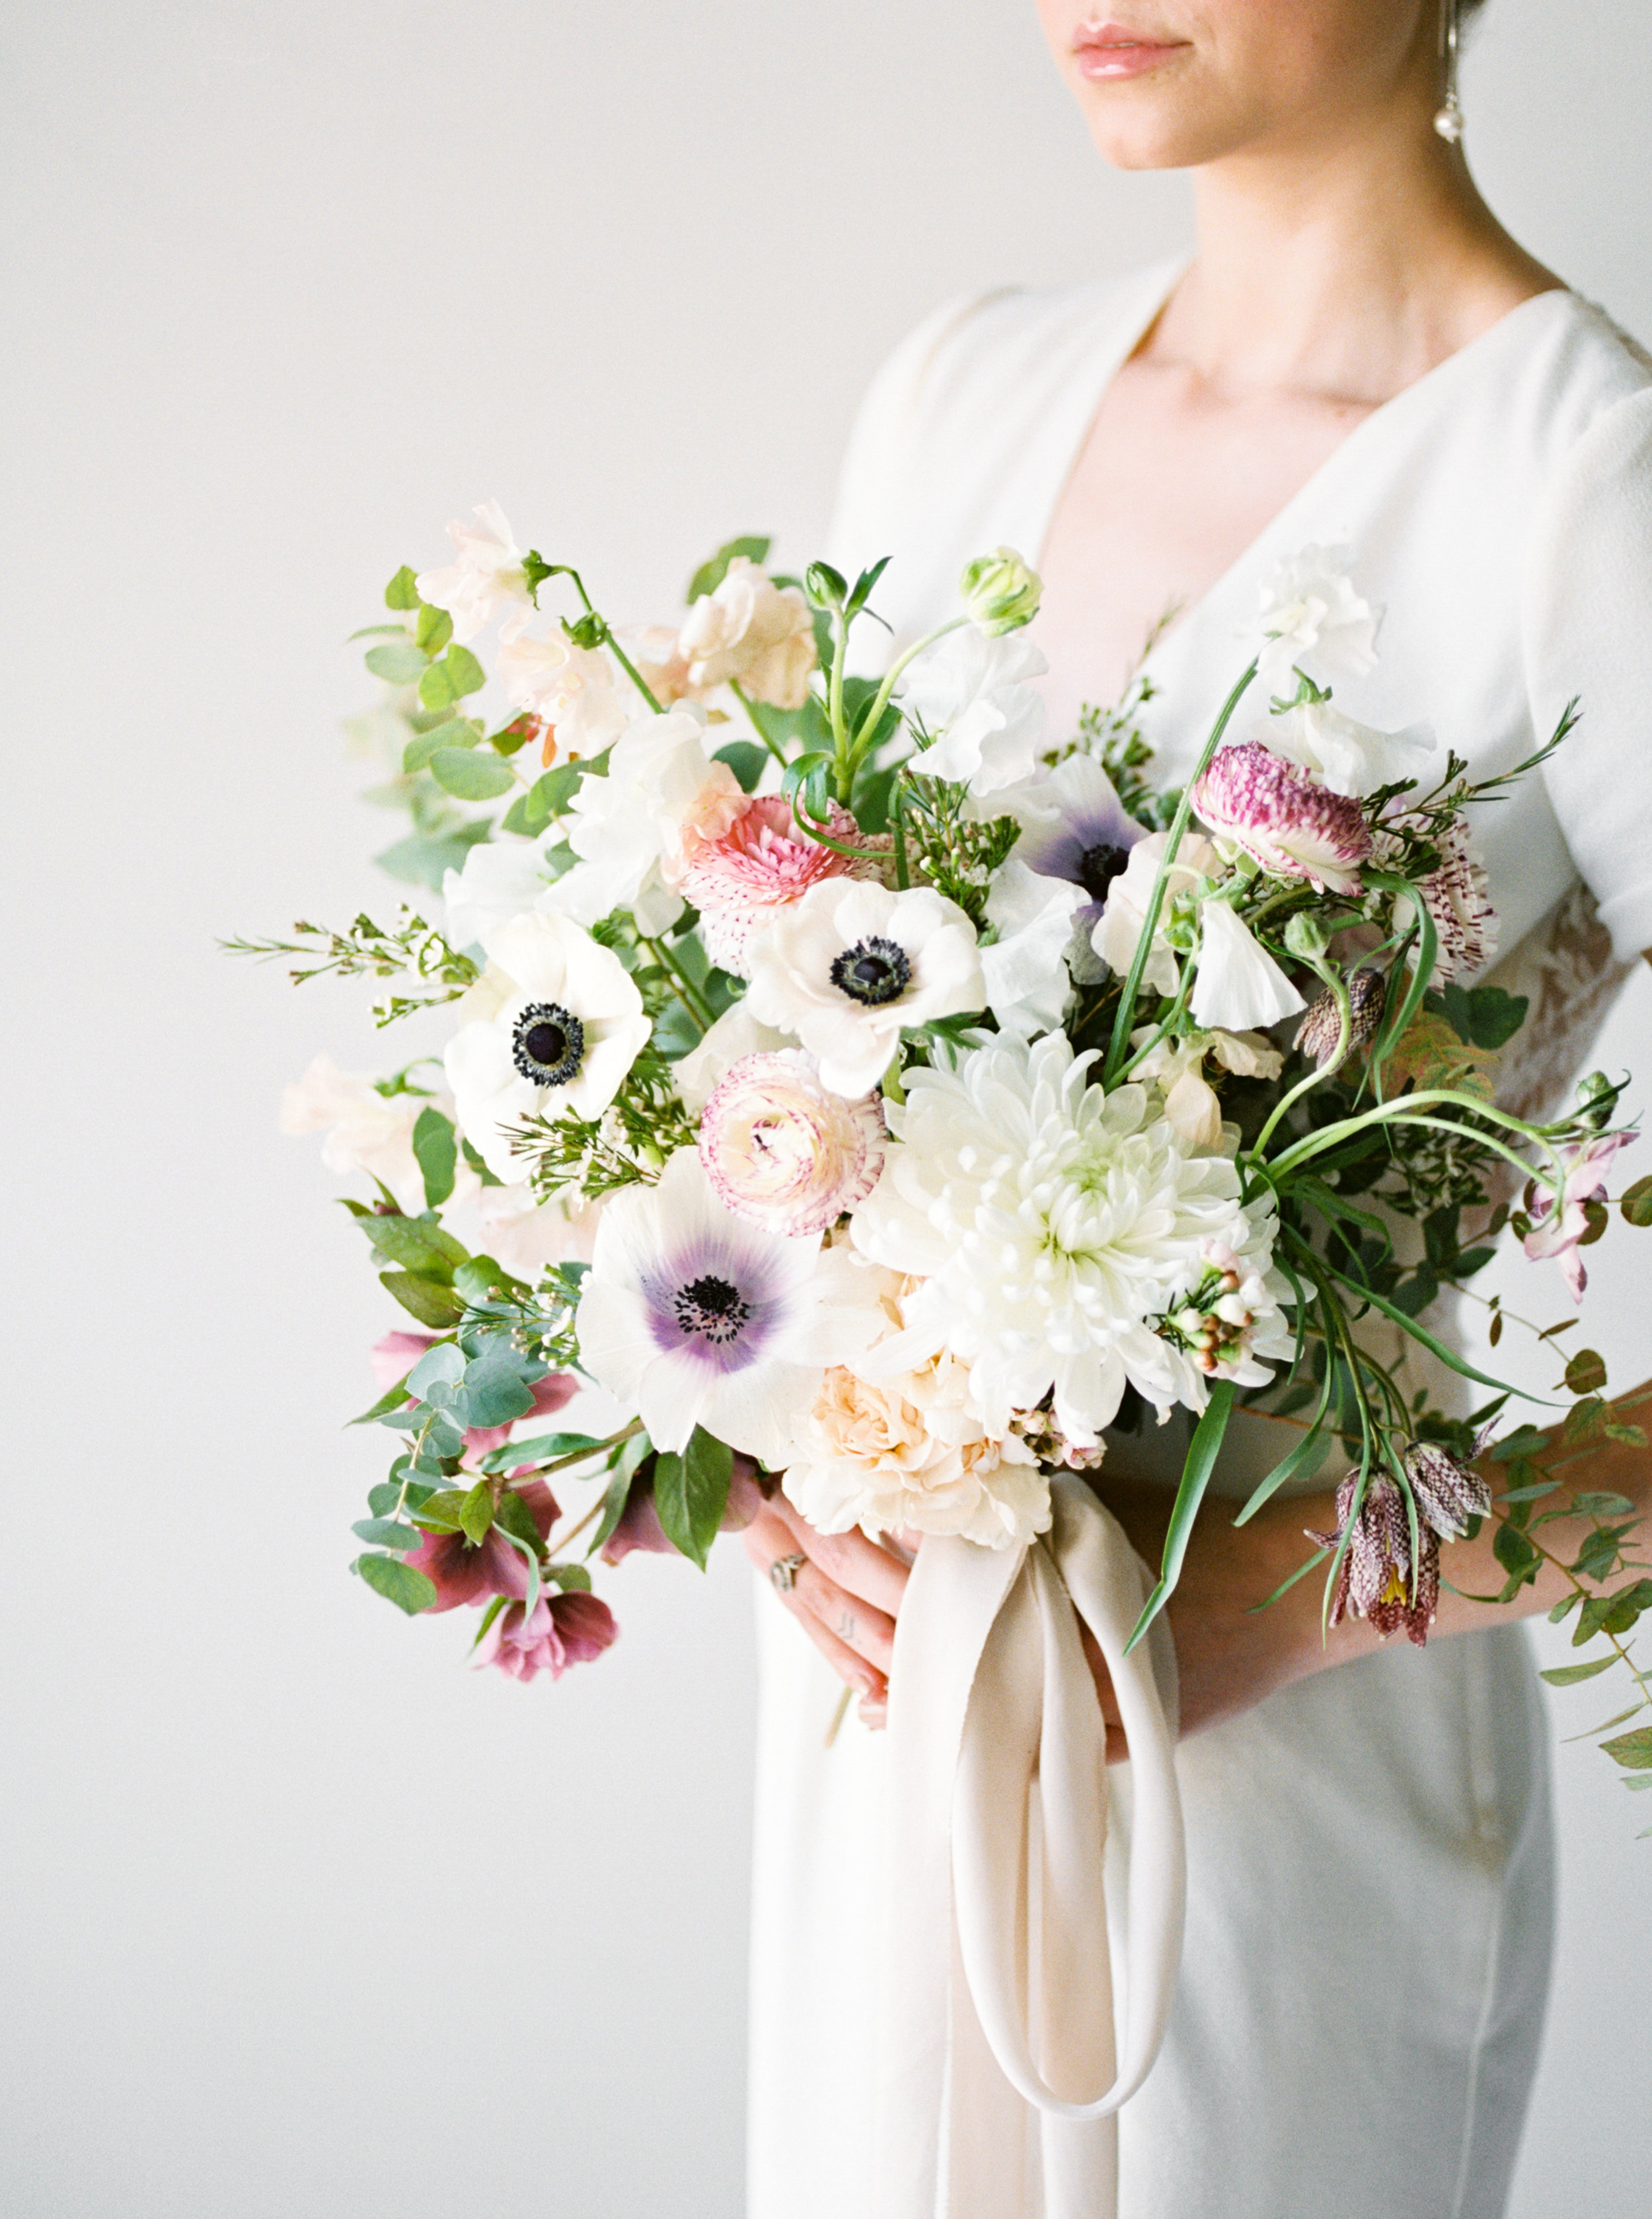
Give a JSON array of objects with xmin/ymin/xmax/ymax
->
[
  {"xmin": 745, "ymin": 1509, "xmax": 893, "ymax": 1693},
  {"xmin": 765, "ymin": 1491, "xmax": 912, "ymax": 1618}
]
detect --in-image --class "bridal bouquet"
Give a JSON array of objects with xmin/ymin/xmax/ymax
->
[{"xmin": 237, "ymin": 507, "xmax": 1652, "ymax": 1785}]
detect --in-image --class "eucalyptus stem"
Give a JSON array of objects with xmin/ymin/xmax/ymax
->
[{"xmin": 1102, "ymin": 657, "xmax": 1259, "ymax": 1088}]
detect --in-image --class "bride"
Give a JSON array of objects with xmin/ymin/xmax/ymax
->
[{"xmin": 740, "ymin": 3, "xmax": 1652, "ymax": 2214}]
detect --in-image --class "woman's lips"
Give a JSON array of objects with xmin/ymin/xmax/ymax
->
[{"xmin": 1072, "ymin": 22, "xmax": 1187, "ymax": 79}]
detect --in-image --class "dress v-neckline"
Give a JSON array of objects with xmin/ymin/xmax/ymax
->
[{"xmin": 1030, "ymin": 264, "xmax": 1580, "ymax": 683}]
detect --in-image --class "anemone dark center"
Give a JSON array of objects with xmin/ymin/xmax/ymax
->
[
  {"xmin": 673, "ymin": 1274, "xmax": 752, "ymax": 1345},
  {"xmin": 829, "ymin": 935, "xmax": 911, "ymax": 1008},
  {"xmin": 1076, "ymin": 842, "xmax": 1131, "ymax": 904},
  {"xmin": 512, "ymin": 1000, "xmax": 586, "ymax": 1088}
]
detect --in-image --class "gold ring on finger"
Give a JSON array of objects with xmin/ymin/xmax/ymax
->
[{"xmin": 769, "ymin": 1551, "xmax": 808, "ymax": 1594}]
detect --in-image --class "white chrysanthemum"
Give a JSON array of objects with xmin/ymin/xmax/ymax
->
[
  {"xmin": 900, "ymin": 625, "xmax": 1048, "ymax": 795},
  {"xmin": 443, "ymin": 910, "xmax": 652, "ymax": 1182},
  {"xmin": 850, "ymin": 1032, "xmax": 1289, "ymax": 1445},
  {"xmin": 744, "ymin": 880, "xmax": 984, "ymax": 1098},
  {"xmin": 544, "ymin": 708, "xmax": 744, "ymax": 936}
]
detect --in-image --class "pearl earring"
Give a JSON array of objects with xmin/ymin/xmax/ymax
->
[{"xmin": 1434, "ymin": 0, "xmax": 1465, "ymax": 142}]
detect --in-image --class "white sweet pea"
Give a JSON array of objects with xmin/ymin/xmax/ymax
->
[
  {"xmin": 1093, "ymin": 829, "xmax": 1221, "ymax": 996},
  {"xmin": 443, "ymin": 909, "xmax": 652, "ymax": 1182},
  {"xmin": 1257, "ymin": 697, "xmax": 1433, "ymax": 798},
  {"xmin": 280, "ymin": 1057, "xmax": 476, "ymax": 1217},
  {"xmin": 495, "ymin": 617, "xmax": 633, "ymax": 761},
  {"xmin": 415, "ymin": 500, "xmax": 530, "ymax": 643},
  {"xmin": 901, "ymin": 625, "xmax": 1048, "ymax": 795},
  {"xmin": 1188, "ymin": 901, "xmax": 1305, "ymax": 1032},
  {"xmin": 980, "ymin": 857, "xmax": 1084, "ymax": 1036},
  {"xmin": 441, "ymin": 841, "xmax": 554, "ymax": 952},
  {"xmin": 1130, "ymin": 1026, "xmax": 1285, "ymax": 1150},
  {"xmin": 544, "ymin": 708, "xmax": 744, "ymax": 936},
  {"xmin": 745, "ymin": 879, "xmax": 985, "ymax": 1098},
  {"xmin": 1255, "ymin": 545, "xmax": 1380, "ymax": 689}
]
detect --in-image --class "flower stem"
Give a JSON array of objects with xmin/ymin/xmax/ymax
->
[
  {"xmin": 642, "ymin": 936, "xmax": 717, "ymax": 1032},
  {"xmin": 731, "ymin": 679, "xmax": 790, "ymax": 767},
  {"xmin": 1102, "ymin": 657, "xmax": 1258, "ymax": 1088}
]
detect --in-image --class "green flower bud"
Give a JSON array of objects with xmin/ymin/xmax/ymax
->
[
  {"xmin": 1283, "ymin": 910, "xmax": 1330, "ymax": 961},
  {"xmin": 804, "ymin": 561, "xmax": 847, "ymax": 609},
  {"xmin": 959, "ymin": 546, "xmax": 1042, "ymax": 635}
]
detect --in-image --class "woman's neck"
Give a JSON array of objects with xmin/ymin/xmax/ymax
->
[{"xmin": 1157, "ymin": 127, "xmax": 1561, "ymax": 406}]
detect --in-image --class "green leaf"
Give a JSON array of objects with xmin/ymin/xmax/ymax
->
[
  {"xmin": 687, "ymin": 535, "xmax": 771, "ymax": 605},
  {"xmin": 1232, "ymin": 1415, "xmax": 1331, "ymax": 1525},
  {"xmin": 712, "ymin": 739, "xmax": 769, "ymax": 794},
  {"xmin": 1127, "ymin": 1380, "xmax": 1237, "ymax": 1652},
  {"xmin": 406, "ymin": 1341, "xmax": 465, "ymax": 1396},
  {"xmin": 368, "ymin": 1479, "xmax": 435, "ymax": 1518},
  {"xmin": 410, "ymin": 1107, "xmax": 458, "ymax": 1209},
  {"xmin": 365, "ymin": 639, "xmax": 429, "ymax": 685},
  {"xmin": 1321, "ymin": 1263, "xmax": 1528, "ymax": 1399},
  {"xmin": 500, "ymin": 761, "xmax": 585, "ymax": 837},
  {"xmin": 546, "ymin": 1561, "xmax": 593, "ymax": 1593},
  {"xmin": 458, "ymin": 1479, "xmax": 494, "ymax": 1547},
  {"xmin": 1491, "ymin": 1424, "xmax": 1550, "ymax": 1462},
  {"xmin": 653, "ymin": 1427, "xmax": 734, "ymax": 1570},
  {"xmin": 411, "ymin": 1487, "xmax": 470, "ymax": 1533},
  {"xmin": 374, "ymin": 823, "xmax": 492, "ymax": 893},
  {"xmin": 430, "ymin": 747, "xmax": 517, "ymax": 801},
  {"xmin": 1493, "ymin": 1522, "xmax": 1539, "ymax": 1577},
  {"xmin": 355, "ymin": 1554, "xmax": 437, "ymax": 1614},
  {"xmin": 349, "ymin": 1369, "xmax": 416, "ymax": 1425},
  {"xmin": 402, "ymin": 716, "xmax": 480, "ymax": 774},
  {"xmin": 1564, "ymin": 1348, "xmax": 1608, "ymax": 1396},
  {"xmin": 459, "ymin": 1355, "xmax": 536, "ymax": 1429},
  {"xmin": 359, "ymin": 1213, "xmax": 467, "ymax": 1280},
  {"xmin": 494, "ymin": 1488, "xmax": 548, "ymax": 1552},
  {"xmin": 1563, "ymin": 1396, "xmax": 1607, "ymax": 1447},
  {"xmin": 1437, "ymin": 983, "xmax": 1529, "ymax": 1051},
  {"xmin": 1620, "ymin": 1173, "xmax": 1652, "ymax": 1228},
  {"xmin": 351, "ymin": 1518, "xmax": 428, "ymax": 1552},
  {"xmin": 476, "ymin": 1431, "xmax": 601, "ymax": 1474},
  {"xmin": 1600, "ymin": 1725, "xmax": 1652, "ymax": 1771},
  {"xmin": 589, "ymin": 1457, "xmax": 642, "ymax": 1558},
  {"xmin": 418, "ymin": 644, "xmax": 487, "ymax": 710},
  {"xmin": 380, "ymin": 1271, "xmax": 464, "ymax": 1329},
  {"xmin": 1539, "ymin": 1653, "xmax": 1618, "ymax": 1686},
  {"xmin": 385, "ymin": 565, "xmax": 421, "ymax": 611},
  {"xmin": 1573, "ymin": 1489, "xmax": 1637, "ymax": 1519},
  {"xmin": 415, "ymin": 601, "xmax": 453, "ymax": 654}
]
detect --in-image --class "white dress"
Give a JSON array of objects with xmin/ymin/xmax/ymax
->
[{"xmin": 748, "ymin": 263, "xmax": 1652, "ymax": 2219}]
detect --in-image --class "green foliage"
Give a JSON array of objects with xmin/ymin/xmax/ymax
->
[
  {"xmin": 1600, "ymin": 1725, "xmax": 1652, "ymax": 1772},
  {"xmin": 652, "ymin": 1427, "xmax": 733, "ymax": 1570},
  {"xmin": 402, "ymin": 716, "xmax": 481, "ymax": 773},
  {"xmin": 513, "ymin": 1043, "xmax": 698, "ymax": 1200},
  {"xmin": 430, "ymin": 745, "xmax": 516, "ymax": 800},
  {"xmin": 375, "ymin": 818, "xmax": 494, "ymax": 895},
  {"xmin": 418, "ymin": 644, "xmax": 486, "ymax": 711},
  {"xmin": 385, "ymin": 565, "xmax": 421, "ymax": 611},
  {"xmin": 1623, "ymin": 1175, "xmax": 1652, "ymax": 1230},
  {"xmin": 500, "ymin": 760, "xmax": 586, "ymax": 837},
  {"xmin": 412, "ymin": 1108, "xmax": 457, "ymax": 1209},
  {"xmin": 356, "ymin": 1554, "xmax": 437, "ymax": 1614},
  {"xmin": 222, "ymin": 909, "xmax": 478, "ymax": 1024},
  {"xmin": 1430, "ymin": 983, "xmax": 1530, "ymax": 1051},
  {"xmin": 365, "ymin": 639, "xmax": 429, "ymax": 685},
  {"xmin": 712, "ymin": 739, "xmax": 769, "ymax": 794},
  {"xmin": 380, "ymin": 1271, "xmax": 464, "ymax": 1328}
]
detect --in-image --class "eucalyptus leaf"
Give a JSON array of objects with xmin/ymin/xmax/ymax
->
[
  {"xmin": 351, "ymin": 1519, "xmax": 428, "ymax": 1552},
  {"xmin": 365, "ymin": 640, "xmax": 429, "ymax": 685},
  {"xmin": 1599, "ymin": 1724, "xmax": 1652, "ymax": 1771},
  {"xmin": 407, "ymin": 1342, "xmax": 465, "ymax": 1397},
  {"xmin": 412, "ymin": 1488, "xmax": 471, "ymax": 1534},
  {"xmin": 360, "ymin": 1213, "xmax": 469, "ymax": 1279},
  {"xmin": 355, "ymin": 1554, "xmax": 437, "ymax": 1614},
  {"xmin": 418, "ymin": 644, "xmax": 487, "ymax": 711},
  {"xmin": 459, "ymin": 1357, "xmax": 536, "ymax": 1429},
  {"xmin": 402, "ymin": 717, "xmax": 480, "ymax": 774},
  {"xmin": 1539, "ymin": 1653, "xmax": 1618, "ymax": 1687},
  {"xmin": 385, "ymin": 565, "xmax": 421, "ymax": 611},
  {"xmin": 415, "ymin": 601, "xmax": 454, "ymax": 654},
  {"xmin": 374, "ymin": 821, "xmax": 494, "ymax": 892},
  {"xmin": 1622, "ymin": 1174, "xmax": 1652, "ymax": 1229},
  {"xmin": 430, "ymin": 747, "xmax": 517, "ymax": 801}
]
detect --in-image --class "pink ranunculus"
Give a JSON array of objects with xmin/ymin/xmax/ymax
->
[
  {"xmin": 407, "ymin": 1481, "xmax": 561, "ymax": 1613},
  {"xmin": 1193, "ymin": 741, "xmax": 1373, "ymax": 893},
  {"xmin": 474, "ymin": 1589, "xmax": 619, "ymax": 1682},
  {"xmin": 675, "ymin": 794, "xmax": 882, "ymax": 977},
  {"xmin": 698, "ymin": 1049, "xmax": 886, "ymax": 1237},
  {"xmin": 1521, "ymin": 1129, "xmax": 1636, "ymax": 1300}
]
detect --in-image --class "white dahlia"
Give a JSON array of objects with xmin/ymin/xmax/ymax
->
[{"xmin": 850, "ymin": 1032, "xmax": 1289, "ymax": 1445}]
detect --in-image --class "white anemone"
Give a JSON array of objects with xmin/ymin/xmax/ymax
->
[
  {"xmin": 544, "ymin": 708, "xmax": 743, "ymax": 936},
  {"xmin": 744, "ymin": 879, "xmax": 985, "ymax": 1098},
  {"xmin": 443, "ymin": 909, "xmax": 652, "ymax": 1182},
  {"xmin": 574, "ymin": 1148, "xmax": 880, "ymax": 1468},
  {"xmin": 850, "ymin": 1031, "xmax": 1288, "ymax": 1444}
]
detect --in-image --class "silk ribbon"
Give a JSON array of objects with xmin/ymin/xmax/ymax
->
[{"xmin": 872, "ymin": 1474, "xmax": 1186, "ymax": 2218}]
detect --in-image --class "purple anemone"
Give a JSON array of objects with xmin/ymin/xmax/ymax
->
[{"xmin": 1006, "ymin": 755, "xmax": 1149, "ymax": 962}]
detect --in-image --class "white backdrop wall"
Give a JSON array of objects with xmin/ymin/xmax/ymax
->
[{"xmin": 2, "ymin": 4, "xmax": 1648, "ymax": 2214}]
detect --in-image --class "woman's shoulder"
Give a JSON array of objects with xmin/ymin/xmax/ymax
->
[{"xmin": 1513, "ymin": 291, "xmax": 1652, "ymax": 469}]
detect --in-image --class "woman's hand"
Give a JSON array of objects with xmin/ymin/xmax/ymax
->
[{"xmin": 744, "ymin": 1492, "xmax": 911, "ymax": 1727}]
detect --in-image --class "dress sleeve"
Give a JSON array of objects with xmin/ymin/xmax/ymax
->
[
  {"xmin": 822, "ymin": 291, "xmax": 1017, "ymax": 575},
  {"xmin": 1526, "ymin": 383, "xmax": 1652, "ymax": 961}
]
